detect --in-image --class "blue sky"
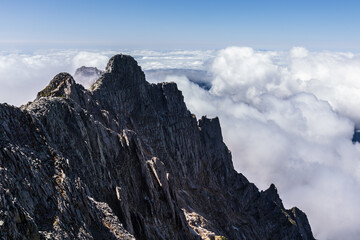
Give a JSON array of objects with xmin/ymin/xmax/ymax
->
[{"xmin": 1, "ymin": 0, "xmax": 359, "ymax": 50}]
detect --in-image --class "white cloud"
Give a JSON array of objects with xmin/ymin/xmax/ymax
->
[
  {"xmin": 210, "ymin": 47, "xmax": 287, "ymax": 103},
  {"xmin": 209, "ymin": 47, "xmax": 360, "ymax": 124},
  {"xmin": 0, "ymin": 51, "xmax": 115, "ymax": 105},
  {"xmin": 0, "ymin": 52, "xmax": 74, "ymax": 105},
  {"xmin": 166, "ymin": 73, "xmax": 360, "ymax": 239},
  {"xmin": 72, "ymin": 51, "xmax": 110, "ymax": 70},
  {"xmin": 1, "ymin": 47, "xmax": 360, "ymax": 239},
  {"xmin": 153, "ymin": 47, "xmax": 360, "ymax": 240},
  {"xmin": 290, "ymin": 46, "xmax": 309, "ymax": 58},
  {"xmin": 0, "ymin": 49, "xmax": 212, "ymax": 105},
  {"xmin": 133, "ymin": 49, "xmax": 215, "ymax": 70}
]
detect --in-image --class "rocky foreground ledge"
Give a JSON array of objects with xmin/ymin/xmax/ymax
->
[{"xmin": 0, "ymin": 55, "xmax": 314, "ymax": 239}]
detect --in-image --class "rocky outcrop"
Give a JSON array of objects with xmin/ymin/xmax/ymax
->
[
  {"xmin": 0, "ymin": 54, "xmax": 314, "ymax": 239},
  {"xmin": 352, "ymin": 129, "xmax": 360, "ymax": 143}
]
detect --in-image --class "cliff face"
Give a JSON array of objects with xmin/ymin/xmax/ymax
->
[{"xmin": 0, "ymin": 54, "xmax": 314, "ymax": 240}]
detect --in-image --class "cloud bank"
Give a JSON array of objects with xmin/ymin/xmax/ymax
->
[
  {"xmin": 0, "ymin": 51, "xmax": 111, "ymax": 105},
  {"xmin": 210, "ymin": 47, "xmax": 360, "ymax": 124},
  {"xmin": 1, "ymin": 47, "xmax": 360, "ymax": 239},
  {"xmin": 150, "ymin": 47, "xmax": 360, "ymax": 240},
  {"xmin": 0, "ymin": 49, "xmax": 212, "ymax": 105}
]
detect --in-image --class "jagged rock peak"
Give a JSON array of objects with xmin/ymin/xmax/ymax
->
[
  {"xmin": 36, "ymin": 72, "xmax": 76, "ymax": 99},
  {"xmin": 198, "ymin": 116, "xmax": 223, "ymax": 142},
  {"xmin": 263, "ymin": 183, "xmax": 284, "ymax": 208},
  {"xmin": 105, "ymin": 54, "xmax": 142, "ymax": 74},
  {"xmin": 91, "ymin": 54, "xmax": 146, "ymax": 92}
]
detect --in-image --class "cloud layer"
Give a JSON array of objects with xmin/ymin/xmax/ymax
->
[
  {"xmin": 0, "ymin": 49, "xmax": 212, "ymax": 105},
  {"xmin": 1, "ymin": 47, "xmax": 360, "ymax": 239},
  {"xmin": 0, "ymin": 51, "xmax": 111, "ymax": 105},
  {"xmin": 151, "ymin": 47, "xmax": 360, "ymax": 240}
]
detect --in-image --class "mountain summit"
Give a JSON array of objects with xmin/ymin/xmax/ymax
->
[{"xmin": 0, "ymin": 54, "xmax": 314, "ymax": 239}]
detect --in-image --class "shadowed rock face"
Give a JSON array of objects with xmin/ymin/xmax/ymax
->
[{"xmin": 0, "ymin": 54, "xmax": 314, "ymax": 240}]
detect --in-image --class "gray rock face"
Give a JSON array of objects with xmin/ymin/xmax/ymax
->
[{"xmin": 0, "ymin": 54, "xmax": 314, "ymax": 240}]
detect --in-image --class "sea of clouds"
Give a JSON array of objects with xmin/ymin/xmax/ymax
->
[
  {"xmin": 1, "ymin": 47, "xmax": 360, "ymax": 239},
  {"xmin": 0, "ymin": 49, "xmax": 214, "ymax": 104}
]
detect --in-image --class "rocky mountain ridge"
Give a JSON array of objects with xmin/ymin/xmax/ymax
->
[{"xmin": 0, "ymin": 54, "xmax": 314, "ymax": 239}]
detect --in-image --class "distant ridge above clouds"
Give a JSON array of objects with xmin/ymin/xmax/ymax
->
[{"xmin": 74, "ymin": 66, "xmax": 104, "ymax": 89}]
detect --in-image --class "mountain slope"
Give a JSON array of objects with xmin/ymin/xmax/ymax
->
[{"xmin": 0, "ymin": 54, "xmax": 314, "ymax": 239}]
